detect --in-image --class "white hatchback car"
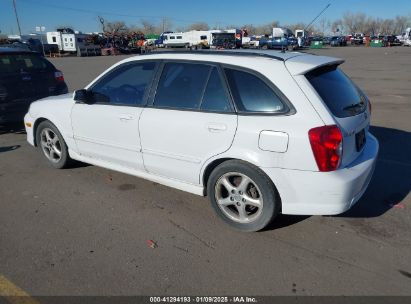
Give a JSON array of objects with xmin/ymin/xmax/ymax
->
[{"xmin": 24, "ymin": 50, "xmax": 378, "ymax": 231}]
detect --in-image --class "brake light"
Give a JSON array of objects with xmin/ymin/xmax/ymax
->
[
  {"xmin": 308, "ymin": 125, "xmax": 343, "ymax": 172},
  {"xmin": 54, "ymin": 70, "xmax": 64, "ymax": 82}
]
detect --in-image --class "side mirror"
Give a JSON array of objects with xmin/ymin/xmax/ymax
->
[{"xmin": 74, "ymin": 89, "xmax": 93, "ymax": 104}]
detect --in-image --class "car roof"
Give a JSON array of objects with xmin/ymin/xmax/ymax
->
[
  {"xmin": 0, "ymin": 47, "xmax": 37, "ymax": 54},
  {"xmin": 137, "ymin": 50, "xmax": 345, "ymax": 75}
]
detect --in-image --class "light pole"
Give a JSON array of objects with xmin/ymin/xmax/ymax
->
[
  {"xmin": 36, "ymin": 26, "xmax": 46, "ymax": 56},
  {"xmin": 304, "ymin": 3, "xmax": 331, "ymax": 33},
  {"xmin": 12, "ymin": 0, "xmax": 22, "ymax": 36}
]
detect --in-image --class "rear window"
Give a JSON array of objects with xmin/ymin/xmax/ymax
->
[
  {"xmin": 0, "ymin": 53, "xmax": 54, "ymax": 74},
  {"xmin": 306, "ymin": 65, "xmax": 366, "ymax": 118}
]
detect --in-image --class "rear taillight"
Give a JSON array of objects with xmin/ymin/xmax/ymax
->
[
  {"xmin": 54, "ymin": 70, "xmax": 64, "ymax": 82},
  {"xmin": 308, "ymin": 125, "xmax": 343, "ymax": 172}
]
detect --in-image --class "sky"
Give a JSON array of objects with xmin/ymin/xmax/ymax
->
[{"xmin": 0, "ymin": 0, "xmax": 410, "ymax": 35}]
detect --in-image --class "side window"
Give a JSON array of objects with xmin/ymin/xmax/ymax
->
[
  {"xmin": 91, "ymin": 62, "xmax": 156, "ymax": 106},
  {"xmin": 225, "ymin": 68, "xmax": 285, "ymax": 113},
  {"xmin": 200, "ymin": 68, "xmax": 231, "ymax": 112},
  {"xmin": 154, "ymin": 62, "xmax": 210, "ymax": 110},
  {"xmin": 52, "ymin": 37, "xmax": 57, "ymax": 42}
]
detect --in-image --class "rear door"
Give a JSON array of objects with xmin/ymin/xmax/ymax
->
[
  {"xmin": 305, "ymin": 65, "xmax": 371, "ymax": 167},
  {"xmin": 139, "ymin": 61, "xmax": 237, "ymax": 185}
]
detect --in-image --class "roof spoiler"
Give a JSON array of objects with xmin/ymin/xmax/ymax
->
[{"xmin": 285, "ymin": 55, "xmax": 345, "ymax": 75}]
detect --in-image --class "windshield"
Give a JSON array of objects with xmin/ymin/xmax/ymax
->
[{"xmin": 306, "ymin": 65, "xmax": 366, "ymax": 118}]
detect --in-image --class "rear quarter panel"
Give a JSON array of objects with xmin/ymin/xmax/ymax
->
[{"xmin": 200, "ymin": 58, "xmax": 325, "ymax": 184}]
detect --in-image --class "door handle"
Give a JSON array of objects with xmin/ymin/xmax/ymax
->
[
  {"xmin": 207, "ymin": 123, "xmax": 227, "ymax": 132},
  {"xmin": 119, "ymin": 114, "xmax": 134, "ymax": 121}
]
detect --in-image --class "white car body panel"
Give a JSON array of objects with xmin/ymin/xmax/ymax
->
[
  {"xmin": 71, "ymin": 103, "xmax": 145, "ymax": 171},
  {"xmin": 24, "ymin": 50, "xmax": 379, "ymax": 216},
  {"xmin": 139, "ymin": 108, "xmax": 237, "ymax": 184}
]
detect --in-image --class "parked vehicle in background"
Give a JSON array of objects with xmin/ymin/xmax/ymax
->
[
  {"xmin": 47, "ymin": 28, "xmax": 88, "ymax": 53},
  {"xmin": 211, "ymin": 29, "xmax": 242, "ymax": 49},
  {"xmin": 382, "ymin": 35, "xmax": 402, "ymax": 46},
  {"xmin": 269, "ymin": 28, "xmax": 297, "ymax": 50},
  {"xmin": 272, "ymin": 28, "xmax": 293, "ymax": 39},
  {"xmin": 351, "ymin": 33, "xmax": 364, "ymax": 45},
  {"xmin": 295, "ymin": 29, "xmax": 306, "ymax": 39},
  {"xmin": 185, "ymin": 30, "xmax": 214, "ymax": 49},
  {"xmin": 0, "ymin": 48, "xmax": 67, "ymax": 123},
  {"xmin": 399, "ymin": 27, "xmax": 411, "ymax": 45},
  {"xmin": 5, "ymin": 35, "xmax": 59, "ymax": 55},
  {"xmin": 154, "ymin": 32, "xmax": 173, "ymax": 47},
  {"xmin": 23, "ymin": 50, "xmax": 378, "ymax": 232},
  {"xmin": 322, "ymin": 37, "xmax": 332, "ymax": 45},
  {"xmin": 330, "ymin": 36, "xmax": 347, "ymax": 46},
  {"xmin": 162, "ymin": 32, "xmax": 188, "ymax": 48},
  {"xmin": 267, "ymin": 37, "xmax": 297, "ymax": 50}
]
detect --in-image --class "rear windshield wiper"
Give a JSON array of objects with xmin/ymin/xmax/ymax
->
[{"xmin": 343, "ymin": 102, "xmax": 364, "ymax": 112}]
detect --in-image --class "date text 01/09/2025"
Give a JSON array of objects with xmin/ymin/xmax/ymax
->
[{"xmin": 149, "ymin": 296, "xmax": 258, "ymax": 303}]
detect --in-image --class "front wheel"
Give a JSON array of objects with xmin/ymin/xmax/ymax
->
[
  {"xmin": 207, "ymin": 160, "xmax": 280, "ymax": 232},
  {"xmin": 36, "ymin": 121, "xmax": 72, "ymax": 169}
]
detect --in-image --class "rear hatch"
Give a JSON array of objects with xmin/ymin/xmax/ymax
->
[
  {"xmin": 305, "ymin": 64, "xmax": 371, "ymax": 167},
  {"xmin": 0, "ymin": 52, "xmax": 60, "ymax": 107}
]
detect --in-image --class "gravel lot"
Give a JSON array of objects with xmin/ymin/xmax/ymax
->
[{"xmin": 0, "ymin": 46, "xmax": 410, "ymax": 297}]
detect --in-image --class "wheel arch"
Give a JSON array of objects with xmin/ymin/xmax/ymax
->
[
  {"xmin": 202, "ymin": 158, "xmax": 234, "ymax": 194},
  {"xmin": 202, "ymin": 158, "xmax": 281, "ymax": 206},
  {"xmin": 33, "ymin": 117, "xmax": 49, "ymax": 146},
  {"xmin": 33, "ymin": 117, "xmax": 68, "ymax": 147}
]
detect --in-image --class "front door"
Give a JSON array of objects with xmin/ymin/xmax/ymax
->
[{"xmin": 71, "ymin": 61, "xmax": 157, "ymax": 170}]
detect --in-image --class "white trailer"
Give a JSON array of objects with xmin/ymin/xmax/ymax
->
[
  {"xmin": 163, "ymin": 31, "xmax": 215, "ymax": 48},
  {"xmin": 295, "ymin": 29, "xmax": 306, "ymax": 38},
  {"xmin": 46, "ymin": 31, "xmax": 87, "ymax": 52},
  {"xmin": 272, "ymin": 27, "xmax": 294, "ymax": 38}
]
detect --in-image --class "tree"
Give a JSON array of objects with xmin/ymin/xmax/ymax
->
[
  {"xmin": 255, "ymin": 21, "xmax": 280, "ymax": 35},
  {"xmin": 187, "ymin": 22, "xmax": 210, "ymax": 31},
  {"xmin": 284, "ymin": 22, "xmax": 306, "ymax": 34},
  {"xmin": 141, "ymin": 20, "xmax": 156, "ymax": 34},
  {"xmin": 240, "ymin": 24, "xmax": 257, "ymax": 36},
  {"xmin": 394, "ymin": 15, "xmax": 409, "ymax": 34},
  {"xmin": 105, "ymin": 21, "xmax": 128, "ymax": 34},
  {"xmin": 156, "ymin": 17, "xmax": 173, "ymax": 33}
]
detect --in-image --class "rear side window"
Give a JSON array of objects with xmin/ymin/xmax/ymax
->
[
  {"xmin": 0, "ymin": 54, "xmax": 53, "ymax": 73},
  {"xmin": 200, "ymin": 68, "xmax": 232, "ymax": 112},
  {"xmin": 306, "ymin": 66, "xmax": 365, "ymax": 118},
  {"xmin": 154, "ymin": 62, "xmax": 210, "ymax": 110},
  {"xmin": 225, "ymin": 68, "xmax": 285, "ymax": 113}
]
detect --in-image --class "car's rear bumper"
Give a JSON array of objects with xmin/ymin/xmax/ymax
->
[{"xmin": 261, "ymin": 133, "xmax": 379, "ymax": 215}]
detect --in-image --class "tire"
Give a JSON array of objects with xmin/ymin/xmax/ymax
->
[
  {"xmin": 207, "ymin": 160, "xmax": 280, "ymax": 232},
  {"xmin": 36, "ymin": 120, "xmax": 72, "ymax": 169}
]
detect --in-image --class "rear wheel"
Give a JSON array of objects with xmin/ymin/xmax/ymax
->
[
  {"xmin": 207, "ymin": 160, "xmax": 280, "ymax": 232},
  {"xmin": 36, "ymin": 121, "xmax": 72, "ymax": 169}
]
